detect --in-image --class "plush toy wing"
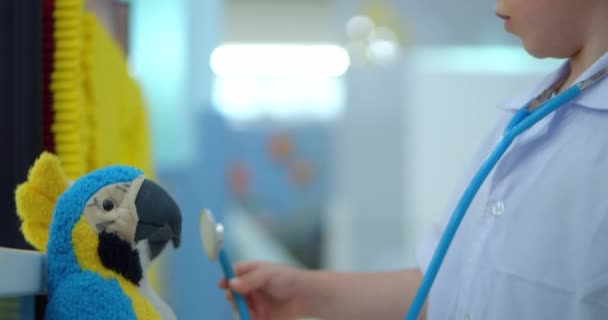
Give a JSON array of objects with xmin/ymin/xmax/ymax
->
[
  {"xmin": 46, "ymin": 272, "xmax": 136, "ymax": 320},
  {"xmin": 15, "ymin": 152, "xmax": 70, "ymax": 251}
]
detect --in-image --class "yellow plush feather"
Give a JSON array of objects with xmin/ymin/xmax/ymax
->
[{"xmin": 15, "ymin": 152, "xmax": 70, "ymax": 251}]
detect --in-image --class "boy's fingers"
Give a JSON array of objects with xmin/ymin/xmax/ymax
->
[
  {"xmin": 233, "ymin": 261, "xmax": 261, "ymax": 276},
  {"xmin": 230, "ymin": 268, "xmax": 270, "ymax": 294},
  {"xmin": 252, "ymin": 293, "xmax": 269, "ymax": 319},
  {"xmin": 246, "ymin": 295, "xmax": 255, "ymax": 312},
  {"xmin": 218, "ymin": 279, "xmax": 228, "ymax": 289}
]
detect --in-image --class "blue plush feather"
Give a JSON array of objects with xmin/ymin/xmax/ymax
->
[
  {"xmin": 45, "ymin": 166, "xmax": 143, "ymax": 319},
  {"xmin": 46, "ymin": 272, "xmax": 136, "ymax": 320}
]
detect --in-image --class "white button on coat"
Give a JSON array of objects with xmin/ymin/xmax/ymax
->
[{"xmin": 490, "ymin": 200, "xmax": 504, "ymax": 216}]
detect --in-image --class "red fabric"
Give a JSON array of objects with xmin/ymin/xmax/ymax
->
[{"xmin": 42, "ymin": 0, "xmax": 55, "ymax": 152}]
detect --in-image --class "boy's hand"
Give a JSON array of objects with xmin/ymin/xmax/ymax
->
[{"xmin": 218, "ymin": 261, "xmax": 309, "ymax": 320}]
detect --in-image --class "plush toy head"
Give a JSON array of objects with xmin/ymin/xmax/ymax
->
[{"xmin": 15, "ymin": 152, "xmax": 181, "ymax": 320}]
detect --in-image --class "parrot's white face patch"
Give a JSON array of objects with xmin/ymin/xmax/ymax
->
[{"xmin": 83, "ymin": 175, "xmax": 145, "ymax": 244}]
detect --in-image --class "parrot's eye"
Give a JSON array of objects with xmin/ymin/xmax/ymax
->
[{"xmin": 102, "ymin": 199, "xmax": 115, "ymax": 212}]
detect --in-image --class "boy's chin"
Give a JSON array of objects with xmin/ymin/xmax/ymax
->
[
  {"xmin": 522, "ymin": 46, "xmax": 548, "ymax": 59},
  {"xmin": 521, "ymin": 38, "xmax": 577, "ymax": 60}
]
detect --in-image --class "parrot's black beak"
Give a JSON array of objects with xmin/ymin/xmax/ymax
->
[{"xmin": 134, "ymin": 179, "xmax": 182, "ymax": 259}]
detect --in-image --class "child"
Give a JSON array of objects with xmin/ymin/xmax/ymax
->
[{"xmin": 220, "ymin": 0, "xmax": 608, "ymax": 318}]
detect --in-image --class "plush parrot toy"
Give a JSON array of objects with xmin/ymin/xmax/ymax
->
[{"xmin": 15, "ymin": 152, "xmax": 181, "ymax": 320}]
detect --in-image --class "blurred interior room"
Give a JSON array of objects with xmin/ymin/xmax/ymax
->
[{"xmin": 1, "ymin": 0, "xmax": 562, "ymax": 319}]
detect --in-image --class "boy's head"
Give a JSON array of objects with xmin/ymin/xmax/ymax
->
[{"xmin": 496, "ymin": 0, "xmax": 607, "ymax": 59}]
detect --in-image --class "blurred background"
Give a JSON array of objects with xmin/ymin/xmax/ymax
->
[
  {"xmin": 123, "ymin": 0, "xmax": 563, "ymax": 318},
  {"xmin": 1, "ymin": 0, "xmax": 564, "ymax": 318}
]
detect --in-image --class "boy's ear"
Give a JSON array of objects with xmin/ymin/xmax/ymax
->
[{"xmin": 15, "ymin": 152, "xmax": 70, "ymax": 251}]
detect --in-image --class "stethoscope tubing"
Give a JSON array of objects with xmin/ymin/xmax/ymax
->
[{"xmin": 403, "ymin": 67, "xmax": 608, "ymax": 320}]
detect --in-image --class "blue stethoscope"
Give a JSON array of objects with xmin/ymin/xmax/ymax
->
[{"xmin": 405, "ymin": 65, "xmax": 608, "ymax": 320}]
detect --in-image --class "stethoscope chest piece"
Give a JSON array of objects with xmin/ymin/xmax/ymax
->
[{"xmin": 199, "ymin": 209, "xmax": 224, "ymax": 261}]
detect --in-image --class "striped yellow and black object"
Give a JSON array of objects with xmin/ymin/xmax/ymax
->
[
  {"xmin": 43, "ymin": 0, "xmax": 155, "ymax": 180},
  {"xmin": 38, "ymin": 0, "xmax": 163, "ymax": 296}
]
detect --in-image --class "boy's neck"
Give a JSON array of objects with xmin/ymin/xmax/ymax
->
[
  {"xmin": 561, "ymin": 23, "xmax": 608, "ymax": 92},
  {"xmin": 568, "ymin": 48, "xmax": 602, "ymax": 84}
]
